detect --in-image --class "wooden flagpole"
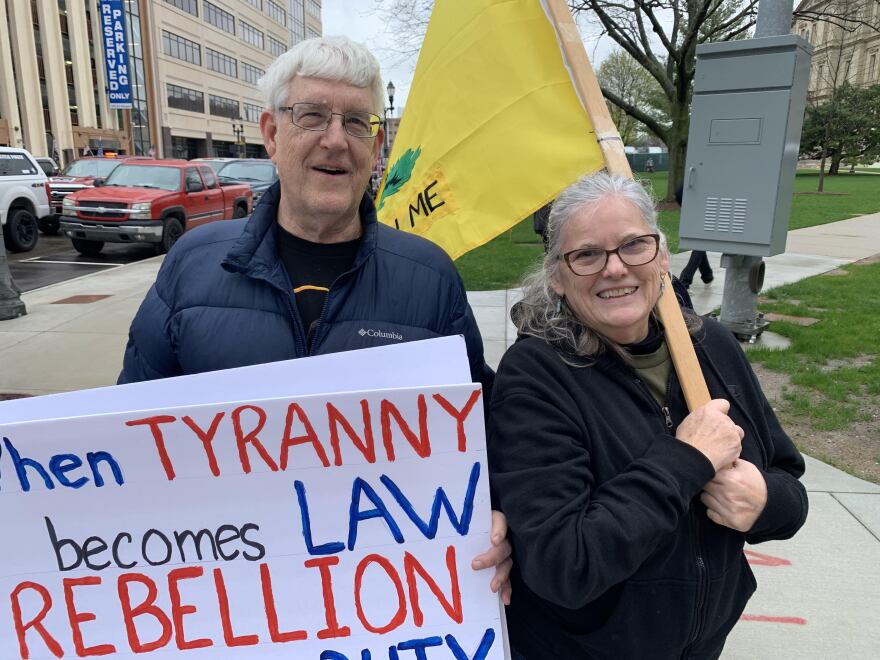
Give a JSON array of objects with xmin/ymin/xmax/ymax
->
[{"xmin": 544, "ymin": 0, "xmax": 711, "ymax": 411}]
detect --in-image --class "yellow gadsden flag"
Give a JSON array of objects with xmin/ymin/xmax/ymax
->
[{"xmin": 375, "ymin": 0, "xmax": 605, "ymax": 259}]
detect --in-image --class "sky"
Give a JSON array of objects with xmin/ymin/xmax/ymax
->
[
  {"xmin": 321, "ymin": 0, "xmax": 419, "ymax": 114},
  {"xmin": 321, "ymin": 0, "xmax": 616, "ymax": 114}
]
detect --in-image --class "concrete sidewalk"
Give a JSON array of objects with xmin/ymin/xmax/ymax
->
[{"xmin": 2, "ymin": 213, "xmax": 879, "ymax": 657}]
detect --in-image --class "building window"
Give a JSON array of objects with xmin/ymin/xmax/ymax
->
[
  {"xmin": 307, "ymin": 26, "xmax": 320, "ymax": 40},
  {"xmin": 243, "ymin": 102, "xmax": 262, "ymax": 123},
  {"xmin": 307, "ymin": 0, "xmax": 321, "ymax": 20},
  {"xmin": 267, "ymin": 35, "xmax": 287, "ymax": 57},
  {"xmin": 240, "ymin": 21, "xmax": 265, "ymax": 49},
  {"xmin": 207, "ymin": 48, "xmax": 238, "ymax": 77},
  {"xmin": 125, "ymin": 0, "xmax": 152, "ymax": 156},
  {"xmin": 164, "ymin": 0, "xmax": 198, "ymax": 16},
  {"xmin": 241, "ymin": 62, "xmax": 265, "ymax": 85},
  {"xmin": 244, "ymin": 0, "xmax": 262, "ymax": 9},
  {"xmin": 870, "ymin": 52, "xmax": 877, "ymax": 80},
  {"xmin": 204, "ymin": 1, "xmax": 235, "ymax": 34},
  {"xmin": 290, "ymin": 0, "xmax": 305, "ymax": 45},
  {"xmin": 267, "ymin": 1, "xmax": 287, "ymax": 26},
  {"xmin": 167, "ymin": 83, "xmax": 204, "ymax": 113},
  {"xmin": 209, "ymin": 94, "xmax": 240, "ymax": 119},
  {"xmin": 162, "ymin": 30, "xmax": 202, "ymax": 66}
]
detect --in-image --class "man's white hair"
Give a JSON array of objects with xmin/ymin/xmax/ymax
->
[{"xmin": 257, "ymin": 36, "xmax": 385, "ymax": 116}]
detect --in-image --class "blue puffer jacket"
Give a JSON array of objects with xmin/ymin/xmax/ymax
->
[{"xmin": 118, "ymin": 183, "xmax": 493, "ymax": 390}]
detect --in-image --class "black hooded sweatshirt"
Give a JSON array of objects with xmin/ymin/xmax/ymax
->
[{"xmin": 488, "ymin": 318, "xmax": 807, "ymax": 659}]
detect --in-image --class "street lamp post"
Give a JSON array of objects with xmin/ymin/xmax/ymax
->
[
  {"xmin": 232, "ymin": 122, "xmax": 245, "ymax": 158},
  {"xmin": 383, "ymin": 81, "xmax": 395, "ymax": 172}
]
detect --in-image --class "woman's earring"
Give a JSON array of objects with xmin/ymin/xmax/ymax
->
[
  {"xmin": 659, "ymin": 275, "xmax": 667, "ymax": 296},
  {"xmin": 555, "ymin": 296, "xmax": 562, "ymax": 314}
]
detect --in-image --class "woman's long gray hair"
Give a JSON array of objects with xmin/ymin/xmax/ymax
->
[{"xmin": 513, "ymin": 172, "xmax": 702, "ymax": 359}]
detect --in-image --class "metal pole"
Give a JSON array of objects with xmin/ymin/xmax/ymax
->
[
  {"xmin": 719, "ymin": 0, "xmax": 795, "ymax": 342},
  {"xmin": 755, "ymin": 0, "xmax": 795, "ymax": 38},
  {"xmin": 0, "ymin": 246, "xmax": 27, "ymax": 320}
]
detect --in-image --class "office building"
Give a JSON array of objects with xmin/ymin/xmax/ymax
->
[{"xmin": 0, "ymin": 0, "xmax": 323, "ymax": 163}]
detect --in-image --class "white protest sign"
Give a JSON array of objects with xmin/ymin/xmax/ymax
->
[
  {"xmin": 0, "ymin": 383, "xmax": 502, "ymax": 659},
  {"xmin": 0, "ymin": 336, "xmax": 472, "ymax": 425}
]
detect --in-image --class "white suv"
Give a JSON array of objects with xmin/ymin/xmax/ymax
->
[{"xmin": 1, "ymin": 147, "xmax": 51, "ymax": 252}]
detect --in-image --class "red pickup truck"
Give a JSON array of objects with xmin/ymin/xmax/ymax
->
[
  {"xmin": 60, "ymin": 159, "xmax": 252, "ymax": 256},
  {"xmin": 44, "ymin": 156, "xmax": 150, "ymax": 235}
]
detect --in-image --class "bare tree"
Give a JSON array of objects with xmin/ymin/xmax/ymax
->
[
  {"xmin": 569, "ymin": 1, "xmax": 765, "ymax": 200},
  {"xmin": 371, "ymin": 0, "xmax": 879, "ymax": 200}
]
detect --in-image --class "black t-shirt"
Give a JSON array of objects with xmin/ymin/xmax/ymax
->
[{"xmin": 276, "ymin": 226, "xmax": 360, "ymax": 348}]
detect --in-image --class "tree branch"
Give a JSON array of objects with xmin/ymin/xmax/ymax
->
[
  {"xmin": 601, "ymin": 85, "xmax": 670, "ymax": 142},
  {"xmin": 634, "ymin": 0, "xmax": 678, "ymax": 62}
]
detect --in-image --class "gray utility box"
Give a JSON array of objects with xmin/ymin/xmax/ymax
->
[{"xmin": 680, "ymin": 34, "xmax": 812, "ymax": 257}]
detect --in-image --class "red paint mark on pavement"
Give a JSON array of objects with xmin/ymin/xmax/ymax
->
[
  {"xmin": 745, "ymin": 549, "xmax": 791, "ymax": 566},
  {"xmin": 741, "ymin": 614, "xmax": 807, "ymax": 625}
]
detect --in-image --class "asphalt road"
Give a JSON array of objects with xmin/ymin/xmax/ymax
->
[{"xmin": 5, "ymin": 233, "xmax": 156, "ymax": 292}]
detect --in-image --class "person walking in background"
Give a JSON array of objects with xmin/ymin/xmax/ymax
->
[
  {"xmin": 532, "ymin": 202, "xmax": 552, "ymax": 251},
  {"xmin": 677, "ymin": 183, "xmax": 714, "ymax": 288}
]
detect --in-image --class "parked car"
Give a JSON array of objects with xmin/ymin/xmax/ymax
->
[
  {"xmin": 60, "ymin": 159, "xmax": 252, "ymax": 256},
  {"xmin": 189, "ymin": 157, "xmax": 238, "ymax": 172},
  {"xmin": 0, "ymin": 147, "xmax": 52, "ymax": 253},
  {"xmin": 44, "ymin": 155, "xmax": 148, "ymax": 235},
  {"xmin": 35, "ymin": 157, "xmax": 60, "ymax": 177},
  {"xmin": 214, "ymin": 159, "xmax": 278, "ymax": 206}
]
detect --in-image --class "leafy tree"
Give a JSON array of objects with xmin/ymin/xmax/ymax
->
[
  {"xmin": 796, "ymin": 0, "xmax": 880, "ymax": 190},
  {"xmin": 800, "ymin": 84, "xmax": 880, "ymax": 185},
  {"xmin": 596, "ymin": 49, "xmax": 668, "ymax": 145}
]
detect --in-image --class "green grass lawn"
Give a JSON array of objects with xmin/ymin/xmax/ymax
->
[
  {"xmin": 453, "ymin": 218, "xmax": 546, "ymax": 291},
  {"xmin": 455, "ymin": 170, "xmax": 880, "ymax": 290},
  {"xmin": 747, "ymin": 259, "xmax": 880, "ymax": 482},
  {"xmin": 750, "ymin": 261, "xmax": 880, "ymax": 430}
]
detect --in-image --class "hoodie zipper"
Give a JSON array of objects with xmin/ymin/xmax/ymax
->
[
  {"xmin": 307, "ymin": 283, "xmax": 336, "ymax": 355},
  {"xmin": 661, "ymin": 404, "xmax": 674, "ymax": 429},
  {"xmin": 282, "ymin": 289, "xmax": 308, "ymax": 357},
  {"xmin": 681, "ymin": 508, "xmax": 710, "ymax": 659},
  {"xmin": 631, "ymin": 371, "xmax": 711, "ymax": 657}
]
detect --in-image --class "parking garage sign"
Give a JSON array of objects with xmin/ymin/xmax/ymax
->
[{"xmin": 99, "ymin": 0, "xmax": 132, "ymax": 109}]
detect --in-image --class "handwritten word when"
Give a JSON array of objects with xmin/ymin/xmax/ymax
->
[{"xmin": 1, "ymin": 437, "xmax": 123, "ymax": 493}]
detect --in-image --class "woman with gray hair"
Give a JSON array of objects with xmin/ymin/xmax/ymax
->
[{"xmin": 489, "ymin": 172, "xmax": 807, "ymax": 659}]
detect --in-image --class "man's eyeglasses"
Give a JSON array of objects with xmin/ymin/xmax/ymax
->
[
  {"xmin": 560, "ymin": 234, "xmax": 660, "ymax": 276},
  {"xmin": 278, "ymin": 103, "xmax": 382, "ymax": 138}
]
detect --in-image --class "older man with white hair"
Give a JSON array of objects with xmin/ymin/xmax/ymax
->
[{"xmin": 119, "ymin": 37, "xmax": 510, "ymax": 597}]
